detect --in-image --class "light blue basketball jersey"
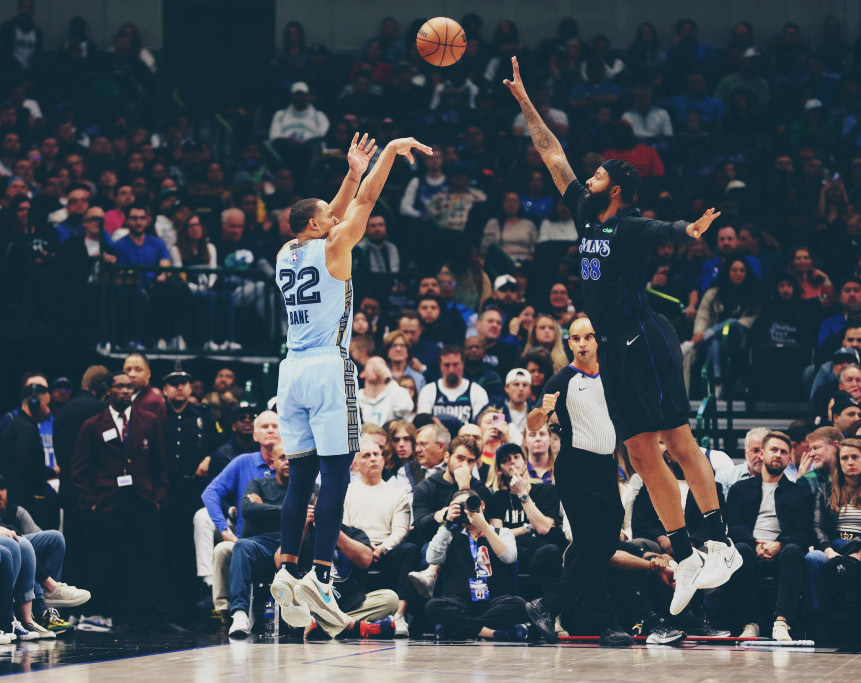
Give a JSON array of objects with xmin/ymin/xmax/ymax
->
[{"xmin": 275, "ymin": 238, "xmax": 353, "ymax": 352}]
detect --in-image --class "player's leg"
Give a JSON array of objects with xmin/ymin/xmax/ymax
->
[
  {"xmin": 270, "ymin": 358, "xmax": 316, "ymax": 626},
  {"xmin": 292, "ymin": 352, "xmax": 360, "ymax": 628},
  {"xmin": 625, "ymin": 430, "xmax": 707, "ymax": 615},
  {"xmin": 659, "ymin": 424, "xmax": 723, "ymax": 537},
  {"xmin": 660, "ymin": 424, "xmax": 742, "ymax": 590},
  {"xmin": 625, "ymin": 432, "xmax": 687, "ymax": 541}
]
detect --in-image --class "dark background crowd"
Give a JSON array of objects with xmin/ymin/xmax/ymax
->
[{"xmin": 0, "ymin": 0, "xmax": 861, "ymax": 646}]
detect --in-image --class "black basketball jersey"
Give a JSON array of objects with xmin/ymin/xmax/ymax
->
[{"xmin": 562, "ymin": 179, "xmax": 690, "ymax": 336}]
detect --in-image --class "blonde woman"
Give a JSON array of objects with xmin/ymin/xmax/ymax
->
[{"xmin": 522, "ymin": 314, "xmax": 568, "ymax": 372}]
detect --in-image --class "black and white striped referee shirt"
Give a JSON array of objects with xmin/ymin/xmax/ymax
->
[{"xmin": 540, "ymin": 364, "xmax": 616, "ymax": 456}]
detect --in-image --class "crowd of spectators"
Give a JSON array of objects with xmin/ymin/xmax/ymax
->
[
  {"xmin": 1, "ymin": 2, "xmax": 861, "ymax": 645},
  {"xmin": 0, "ymin": 351, "xmax": 858, "ymax": 645}
]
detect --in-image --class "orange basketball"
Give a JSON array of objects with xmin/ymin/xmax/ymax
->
[{"xmin": 416, "ymin": 17, "xmax": 466, "ymax": 67}]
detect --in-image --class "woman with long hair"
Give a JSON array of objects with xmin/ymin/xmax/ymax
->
[
  {"xmin": 751, "ymin": 272, "xmax": 820, "ymax": 354},
  {"xmin": 523, "ymin": 421, "xmax": 557, "ymax": 484},
  {"xmin": 383, "ymin": 329, "xmax": 426, "ymax": 392},
  {"xmin": 523, "ymin": 349, "xmax": 553, "ymax": 402},
  {"xmin": 170, "ymin": 213, "xmax": 218, "ymax": 349},
  {"xmin": 687, "ymin": 256, "xmax": 761, "ymax": 390},
  {"xmin": 522, "ymin": 314, "xmax": 568, "ymax": 372},
  {"xmin": 116, "ymin": 22, "xmax": 156, "ymax": 73},
  {"xmin": 626, "ymin": 22, "xmax": 665, "ymax": 80},
  {"xmin": 788, "ymin": 246, "xmax": 835, "ymax": 308},
  {"xmin": 383, "ymin": 420, "xmax": 417, "ymax": 489},
  {"xmin": 806, "ymin": 438, "xmax": 861, "ymax": 614}
]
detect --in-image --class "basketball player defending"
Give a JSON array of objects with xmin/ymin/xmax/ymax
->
[
  {"xmin": 505, "ymin": 56, "xmax": 741, "ymax": 616},
  {"xmin": 271, "ymin": 133, "xmax": 432, "ymax": 631}
]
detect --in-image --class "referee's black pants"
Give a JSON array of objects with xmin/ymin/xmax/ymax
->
[{"xmin": 541, "ymin": 449, "xmax": 623, "ymax": 631}]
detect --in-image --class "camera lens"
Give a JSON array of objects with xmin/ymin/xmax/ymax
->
[{"xmin": 465, "ymin": 494, "xmax": 482, "ymax": 513}]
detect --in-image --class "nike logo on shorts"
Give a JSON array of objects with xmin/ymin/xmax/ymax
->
[{"xmin": 627, "ymin": 335, "xmax": 640, "ymax": 346}]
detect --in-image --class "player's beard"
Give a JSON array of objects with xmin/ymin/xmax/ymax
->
[{"xmin": 583, "ymin": 186, "xmax": 611, "ymax": 221}]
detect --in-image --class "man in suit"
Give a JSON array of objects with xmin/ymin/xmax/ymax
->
[
  {"xmin": 123, "ymin": 353, "xmax": 166, "ymax": 424},
  {"xmin": 70, "ymin": 371, "xmax": 170, "ymax": 631},
  {"xmin": 725, "ymin": 431, "xmax": 813, "ymax": 642},
  {"xmin": 51, "ymin": 364, "xmax": 110, "ymax": 586}
]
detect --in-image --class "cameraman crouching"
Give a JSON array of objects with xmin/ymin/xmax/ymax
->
[{"xmin": 424, "ymin": 489, "xmax": 531, "ymax": 641}]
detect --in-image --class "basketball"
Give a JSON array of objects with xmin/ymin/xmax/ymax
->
[{"xmin": 416, "ymin": 16, "xmax": 466, "ymax": 67}]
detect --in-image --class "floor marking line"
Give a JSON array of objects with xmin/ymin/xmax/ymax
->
[{"xmin": 302, "ymin": 646, "xmax": 397, "ymax": 665}]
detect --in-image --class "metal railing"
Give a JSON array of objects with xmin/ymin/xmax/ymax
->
[{"xmin": 96, "ymin": 263, "xmax": 285, "ymax": 360}]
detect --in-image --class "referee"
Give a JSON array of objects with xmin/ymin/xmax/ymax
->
[{"xmin": 523, "ymin": 316, "xmax": 632, "ymax": 646}]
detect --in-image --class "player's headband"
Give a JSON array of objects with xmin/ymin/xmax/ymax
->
[{"xmin": 601, "ymin": 159, "xmax": 639, "ymax": 198}]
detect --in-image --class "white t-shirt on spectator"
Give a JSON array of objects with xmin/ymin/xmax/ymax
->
[{"xmin": 342, "ymin": 479, "xmax": 410, "ymax": 551}]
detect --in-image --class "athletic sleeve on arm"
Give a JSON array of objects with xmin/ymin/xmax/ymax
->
[{"xmin": 619, "ymin": 216, "xmax": 689, "ymax": 246}]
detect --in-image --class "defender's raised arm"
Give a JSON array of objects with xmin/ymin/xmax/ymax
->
[{"xmin": 504, "ymin": 56, "xmax": 576, "ymax": 194}]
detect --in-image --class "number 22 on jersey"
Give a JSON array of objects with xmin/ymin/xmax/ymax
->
[{"xmin": 280, "ymin": 266, "xmax": 321, "ymax": 305}]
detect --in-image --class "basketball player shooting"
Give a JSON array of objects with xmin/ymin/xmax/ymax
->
[
  {"xmin": 271, "ymin": 133, "xmax": 432, "ymax": 630},
  {"xmin": 505, "ymin": 56, "xmax": 741, "ymax": 616}
]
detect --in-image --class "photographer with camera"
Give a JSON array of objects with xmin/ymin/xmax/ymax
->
[{"xmin": 424, "ymin": 488, "xmax": 531, "ymax": 641}]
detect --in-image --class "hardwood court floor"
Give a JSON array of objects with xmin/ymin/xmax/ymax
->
[{"xmin": 4, "ymin": 636, "xmax": 859, "ymax": 682}]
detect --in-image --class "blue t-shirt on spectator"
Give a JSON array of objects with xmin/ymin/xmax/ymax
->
[
  {"xmin": 113, "ymin": 234, "xmax": 170, "ymax": 283},
  {"xmin": 55, "ymin": 220, "xmax": 85, "ymax": 244},
  {"xmin": 201, "ymin": 451, "xmax": 274, "ymax": 536},
  {"xmin": 818, "ymin": 313, "xmax": 848, "ymax": 349}
]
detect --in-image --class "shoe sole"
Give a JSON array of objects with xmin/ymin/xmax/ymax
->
[
  {"xmin": 294, "ymin": 581, "xmax": 351, "ymax": 633},
  {"xmin": 524, "ymin": 602, "xmax": 557, "ymax": 644},
  {"xmin": 600, "ymin": 637, "xmax": 634, "ymax": 647},
  {"xmin": 228, "ymin": 629, "xmax": 249, "ymax": 639},
  {"xmin": 646, "ymin": 631, "xmax": 687, "ymax": 645},
  {"xmin": 407, "ymin": 573, "xmax": 433, "ymax": 599},
  {"xmin": 44, "ymin": 595, "xmax": 91, "ymax": 608},
  {"xmin": 669, "ymin": 580, "xmax": 699, "ymax": 616},
  {"xmin": 270, "ymin": 579, "xmax": 312, "ymax": 629}
]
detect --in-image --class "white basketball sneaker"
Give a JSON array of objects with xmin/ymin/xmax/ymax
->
[
  {"xmin": 669, "ymin": 548, "xmax": 707, "ymax": 616},
  {"xmin": 270, "ymin": 568, "xmax": 312, "ymax": 628},
  {"xmin": 294, "ymin": 571, "xmax": 352, "ymax": 636},
  {"xmin": 696, "ymin": 540, "xmax": 743, "ymax": 590}
]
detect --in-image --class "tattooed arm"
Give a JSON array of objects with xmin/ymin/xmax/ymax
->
[{"xmin": 504, "ymin": 56, "xmax": 576, "ymax": 194}]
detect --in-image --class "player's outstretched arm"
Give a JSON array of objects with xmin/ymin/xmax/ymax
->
[
  {"xmin": 504, "ymin": 56, "xmax": 575, "ymax": 194},
  {"xmin": 333, "ymin": 137, "xmax": 432, "ymax": 251},
  {"xmin": 329, "ymin": 132, "xmax": 377, "ymax": 221}
]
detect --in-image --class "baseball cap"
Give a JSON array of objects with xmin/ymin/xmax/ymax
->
[
  {"xmin": 742, "ymin": 47, "xmax": 761, "ymax": 59},
  {"xmin": 291, "ymin": 81, "xmax": 310, "ymax": 94},
  {"xmin": 505, "ymin": 368, "xmax": 531, "ymax": 386},
  {"xmin": 163, "ymin": 370, "xmax": 192, "ymax": 385},
  {"xmin": 50, "ymin": 377, "xmax": 72, "ymax": 390},
  {"xmin": 833, "ymin": 348, "xmax": 860, "ymax": 365},
  {"xmin": 232, "ymin": 401, "xmax": 258, "ymax": 421},
  {"xmin": 494, "ymin": 274, "xmax": 517, "ymax": 291},
  {"xmin": 495, "ymin": 443, "xmax": 524, "ymax": 467},
  {"xmin": 804, "ymin": 98, "xmax": 823, "ymax": 111},
  {"xmin": 832, "ymin": 391, "xmax": 859, "ymax": 416}
]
